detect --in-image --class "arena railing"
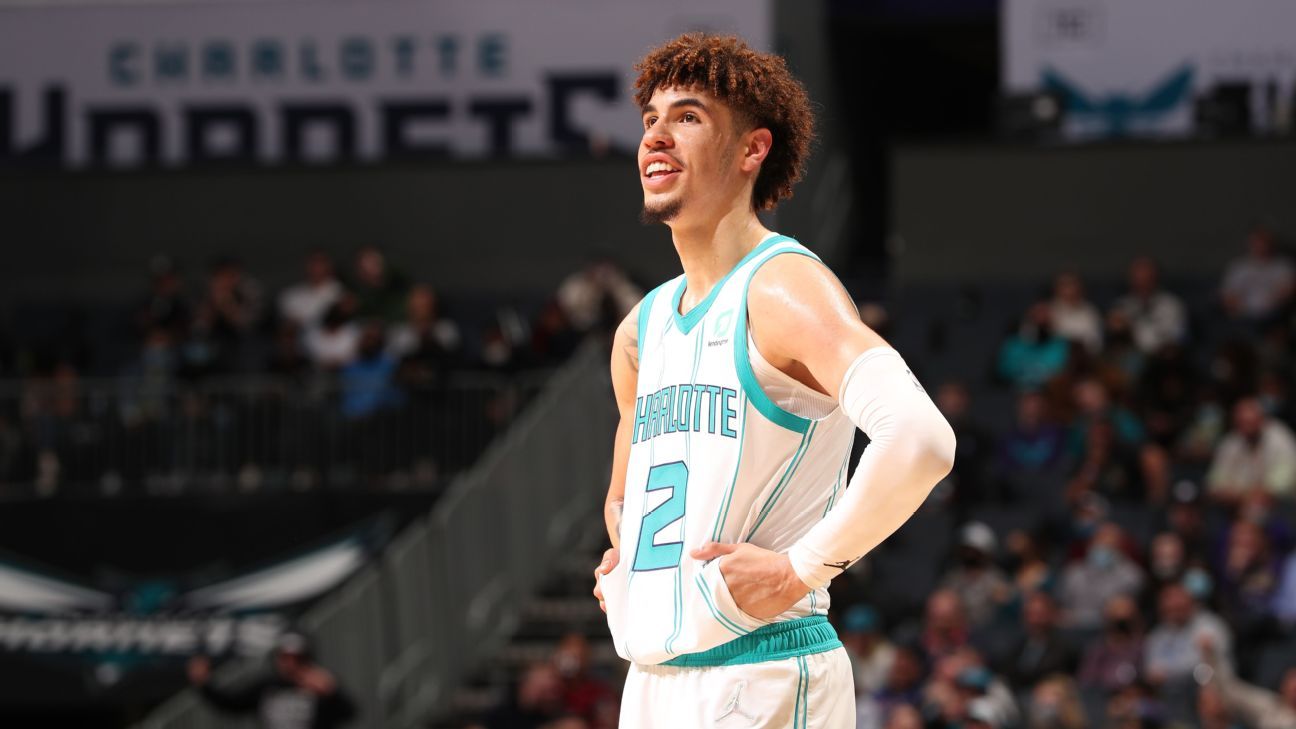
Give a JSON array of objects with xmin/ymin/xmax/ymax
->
[
  {"xmin": 0, "ymin": 368, "xmax": 554, "ymax": 498},
  {"xmin": 133, "ymin": 339, "xmax": 616, "ymax": 729}
]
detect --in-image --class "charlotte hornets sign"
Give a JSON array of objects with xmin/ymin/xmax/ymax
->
[{"xmin": 0, "ymin": 0, "xmax": 769, "ymax": 169}]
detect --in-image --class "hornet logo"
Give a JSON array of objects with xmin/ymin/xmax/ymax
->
[{"xmin": 1042, "ymin": 64, "xmax": 1194, "ymax": 136}]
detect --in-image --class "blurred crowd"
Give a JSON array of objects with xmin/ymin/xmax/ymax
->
[
  {"xmin": 830, "ymin": 224, "xmax": 1296, "ymax": 729},
  {"xmin": 0, "ymin": 248, "xmax": 640, "ymax": 496}
]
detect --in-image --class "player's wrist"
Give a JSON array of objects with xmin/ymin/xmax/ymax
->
[{"xmin": 786, "ymin": 543, "xmax": 834, "ymax": 591}]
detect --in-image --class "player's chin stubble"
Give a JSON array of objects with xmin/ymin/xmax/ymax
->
[{"xmin": 640, "ymin": 198, "xmax": 683, "ymax": 225}]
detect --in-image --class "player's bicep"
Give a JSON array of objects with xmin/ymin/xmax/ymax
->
[{"xmin": 748, "ymin": 255, "xmax": 887, "ymax": 397}]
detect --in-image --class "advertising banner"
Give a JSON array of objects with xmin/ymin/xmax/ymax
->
[
  {"xmin": 1003, "ymin": 0, "xmax": 1296, "ymax": 138},
  {"xmin": 0, "ymin": 0, "xmax": 769, "ymax": 169}
]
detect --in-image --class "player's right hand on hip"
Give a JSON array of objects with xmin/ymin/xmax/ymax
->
[{"xmin": 592, "ymin": 547, "xmax": 619, "ymax": 613}]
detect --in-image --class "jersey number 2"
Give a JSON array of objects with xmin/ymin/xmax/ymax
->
[{"xmin": 631, "ymin": 461, "xmax": 689, "ymax": 571}]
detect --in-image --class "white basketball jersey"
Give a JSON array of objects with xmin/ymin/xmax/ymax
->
[{"xmin": 600, "ymin": 235, "xmax": 856, "ymax": 666}]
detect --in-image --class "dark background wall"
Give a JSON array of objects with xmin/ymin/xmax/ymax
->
[
  {"xmin": 891, "ymin": 140, "xmax": 1296, "ymax": 285},
  {"xmin": 1, "ymin": 158, "xmax": 688, "ymax": 305}
]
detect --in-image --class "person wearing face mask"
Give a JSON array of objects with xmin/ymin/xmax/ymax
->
[
  {"xmin": 939, "ymin": 523, "xmax": 1014, "ymax": 629},
  {"xmin": 1078, "ymin": 595, "xmax": 1145, "ymax": 694},
  {"xmin": 1059, "ymin": 523, "xmax": 1146, "ymax": 631}
]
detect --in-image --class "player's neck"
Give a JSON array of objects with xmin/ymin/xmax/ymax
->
[{"xmin": 669, "ymin": 206, "xmax": 770, "ymax": 308}]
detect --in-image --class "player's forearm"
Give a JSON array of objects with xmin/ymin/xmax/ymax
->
[
  {"xmin": 604, "ymin": 497, "xmax": 624, "ymax": 549},
  {"xmin": 787, "ymin": 348, "xmax": 955, "ymax": 589}
]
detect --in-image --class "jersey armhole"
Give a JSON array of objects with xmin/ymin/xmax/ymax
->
[{"xmin": 734, "ymin": 245, "xmax": 824, "ymax": 434}]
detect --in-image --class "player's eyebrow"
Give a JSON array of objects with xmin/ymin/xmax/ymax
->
[{"xmin": 641, "ymin": 98, "xmax": 709, "ymax": 115}]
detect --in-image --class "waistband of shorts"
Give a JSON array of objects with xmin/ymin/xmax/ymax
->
[{"xmin": 659, "ymin": 615, "xmax": 841, "ymax": 668}]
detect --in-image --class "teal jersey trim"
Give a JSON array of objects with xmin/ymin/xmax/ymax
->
[
  {"xmin": 660, "ymin": 615, "xmax": 841, "ymax": 668},
  {"xmin": 671, "ymin": 235, "xmax": 794, "ymax": 335},
  {"xmin": 733, "ymin": 243, "xmax": 823, "ymax": 434},
  {"xmin": 746, "ymin": 420, "xmax": 817, "ymax": 541},
  {"xmin": 795, "ymin": 655, "xmax": 810, "ymax": 728},
  {"xmin": 637, "ymin": 283, "xmax": 666, "ymax": 357}
]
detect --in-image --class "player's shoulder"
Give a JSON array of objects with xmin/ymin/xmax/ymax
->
[{"xmin": 747, "ymin": 245, "xmax": 851, "ymax": 310}]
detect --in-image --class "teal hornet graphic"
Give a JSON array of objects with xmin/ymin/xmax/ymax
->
[{"xmin": 1042, "ymin": 64, "xmax": 1194, "ymax": 136}]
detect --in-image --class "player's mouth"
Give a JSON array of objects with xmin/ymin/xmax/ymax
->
[{"xmin": 642, "ymin": 157, "xmax": 682, "ymax": 189}]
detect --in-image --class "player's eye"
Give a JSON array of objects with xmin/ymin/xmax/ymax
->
[
  {"xmin": 643, "ymin": 116, "xmax": 658, "ymax": 130},
  {"xmin": 682, "ymin": 112, "xmax": 699, "ymax": 123}
]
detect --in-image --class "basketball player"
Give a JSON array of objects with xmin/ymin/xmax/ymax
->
[{"xmin": 591, "ymin": 34, "xmax": 956, "ymax": 727}]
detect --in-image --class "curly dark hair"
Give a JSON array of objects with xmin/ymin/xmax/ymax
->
[{"xmin": 633, "ymin": 33, "xmax": 814, "ymax": 211}]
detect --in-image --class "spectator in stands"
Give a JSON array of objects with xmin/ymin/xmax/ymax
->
[
  {"xmin": 305, "ymin": 303, "xmax": 359, "ymax": 371},
  {"xmin": 856, "ymin": 644, "xmax": 925, "ymax": 729},
  {"xmin": 1146, "ymin": 532, "xmax": 1190, "ymax": 608},
  {"xmin": 1067, "ymin": 377, "xmax": 1146, "ymax": 456},
  {"xmin": 1221, "ymin": 225, "xmax": 1294, "ymax": 325},
  {"xmin": 1003, "ymin": 529, "xmax": 1055, "ymax": 597},
  {"xmin": 1217, "ymin": 520, "xmax": 1282, "ymax": 659},
  {"xmin": 1025, "ymin": 675, "xmax": 1088, "ymax": 729},
  {"xmin": 267, "ymin": 322, "xmax": 309, "ymax": 378},
  {"xmin": 1136, "ymin": 343, "xmax": 1198, "ymax": 448},
  {"xmin": 936, "ymin": 381, "xmax": 994, "ymax": 515},
  {"xmin": 1111, "ymin": 256, "xmax": 1188, "ymax": 355},
  {"xmin": 351, "ymin": 245, "xmax": 410, "ymax": 322},
  {"xmin": 997, "ymin": 390, "xmax": 1066, "ymax": 476},
  {"xmin": 186, "ymin": 631, "xmax": 355, "ymax": 729},
  {"xmin": 925, "ymin": 648, "xmax": 1019, "ymax": 729},
  {"xmin": 530, "ymin": 299, "xmax": 583, "ymax": 367},
  {"xmin": 1206, "ymin": 396, "xmax": 1296, "ymax": 504},
  {"xmin": 549, "ymin": 633, "xmax": 616, "ymax": 729},
  {"xmin": 1144, "ymin": 582, "xmax": 1232, "ymax": 687},
  {"xmin": 191, "ymin": 257, "xmax": 265, "ymax": 373},
  {"xmin": 483, "ymin": 661, "xmax": 568, "ymax": 729},
  {"xmin": 880, "ymin": 704, "xmax": 923, "ymax": 729},
  {"xmin": 135, "ymin": 255, "xmax": 191, "ymax": 341},
  {"xmin": 338, "ymin": 321, "xmax": 404, "ymax": 419},
  {"xmin": 1258, "ymin": 369, "xmax": 1296, "ymax": 428},
  {"xmin": 1048, "ymin": 271, "xmax": 1103, "ymax": 354},
  {"xmin": 1059, "ymin": 522, "xmax": 1145, "ymax": 631},
  {"xmin": 921, "ymin": 589, "xmax": 972, "ymax": 662},
  {"xmin": 1065, "ymin": 419, "xmax": 1142, "ymax": 506},
  {"xmin": 997, "ymin": 301, "xmax": 1071, "ymax": 390},
  {"xmin": 555, "ymin": 260, "xmax": 640, "ymax": 335},
  {"xmin": 940, "ymin": 522, "xmax": 1013, "ymax": 629},
  {"xmin": 839, "ymin": 604, "xmax": 896, "ymax": 696},
  {"xmin": 1200, "ymin": 636, "xmax": 1296, "ymax": 729},
  {"xmin": 1078, "ymin": 594, "xmax": 1145, "ymax": 693},
  {"xmin": 998, "ymin": 591, "xmax": 1079, "ymax": 690},
  {"xmin": 388, "ymin": 284, "xmax": 462, "ymax": 380},
  {"xmin": 1100, "ymin": 309, "xmax": 1146, "ymax": 384},
  {"xmin": 1178, "ymin": 385, "xmax": 1229, "ymax": 464},
  {"xmin": 279, "ymin": 250, "xmax": 345, "ymax": 332}
]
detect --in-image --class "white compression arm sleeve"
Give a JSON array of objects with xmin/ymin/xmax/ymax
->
[{"xmin": 786, "ymin": 347, "xmax": 956, "ymax": 589}]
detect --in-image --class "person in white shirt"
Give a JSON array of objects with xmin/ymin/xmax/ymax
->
[
  {"xmin": 1110, "ymin": 257, "xmax": 1187, "ymax": 354},
  {"xmin": 1048, "ymin": 271, "xmax": 1103, "ymax": 354},
  {"xmin": 1207, "ymin": 396, "xmax": 1296, "ymax": 505},
  {"xmin": 1144, "ymin": 583, "xmax": 1232, "ymax": 687},
  {"xmin": 279, "ymin": 251, "xmax": 344, "ymax": 331},
  {"xmin": 1221, "ymin": 227, "xmax": 1294, "ymax": 322}
]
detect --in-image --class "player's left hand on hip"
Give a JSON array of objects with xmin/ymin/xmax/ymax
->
[{"xmin": 690, "ymin": 541, "xmax": 812, "ymax": 620}]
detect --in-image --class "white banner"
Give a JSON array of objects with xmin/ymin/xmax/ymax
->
[
  {"xmin": 1003, "ymin": 0, "xmax": 1296, "ymax": 138},
  {"xmin": 0, "ymin": 0, "xmax": 769, "ymax": 168}
]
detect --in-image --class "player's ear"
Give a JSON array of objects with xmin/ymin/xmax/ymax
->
[{"xmin": 740, "ymin": 127, "xmax": 772, "ymax": 173}]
